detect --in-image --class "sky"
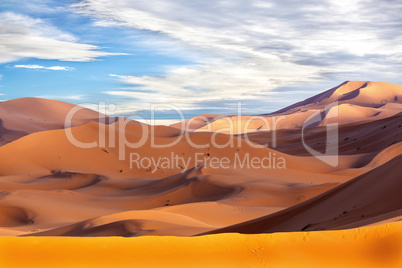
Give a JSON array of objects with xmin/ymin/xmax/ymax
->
[{"xmin": 0, "ymin": 0, "xmax": 401, "ymax": 121}]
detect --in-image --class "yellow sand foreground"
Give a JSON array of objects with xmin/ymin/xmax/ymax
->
[{"xmin": 1, "ymin": 222, "xmax": 402, "ymax": 268}]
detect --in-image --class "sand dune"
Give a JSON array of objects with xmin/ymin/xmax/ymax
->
[
  {"xmin": 191, "ymin": 81, "xmax": 402, "ymax": 134},
  {"xmin": 273, "ymin": 81, "xmax": 402, "ymax": 113},
  {"xmin": 0, "ymin": 121, "xmax": 360, "ymax": 236},
  {"xmin": 0, "ymin": 81, "xmax": 401, "ymax": 266},
  {"xmin": 170, "ymin": 114, "xmax": 225, "ymax": 131},
  {"xmin": 0, "ymin": 117, "xmax": 360, "ymax": 178},
  {"xmin": 0, "ymin": 97, "xmax": 116, "ymax": 145},
  {"xmin": 203, "ymin": 153, "xmax": 402, "ymax": 235},
  {"xmin": 244, "ymin": 111, "xmax": 402, "ymax": 158}
]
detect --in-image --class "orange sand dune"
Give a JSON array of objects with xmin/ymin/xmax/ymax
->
[
  {"xmin": 0, "ymin": 117, "xmax": 368, "ymax": 236},
  {"xmin": 0, "ymin": 97, "xmax": 117, "ymax": 145},
  {"xmin": 204, "ymin": 153, "xmax": 402, "ymax": 235},
  {"xmin": 13, "ymin": 164, "xmax": 341, "ymax": 236},
  {"xmin": 191, "ymin": 81, "xmax": 402, "ymax": 134},
  {"xmin": 273, "ymin": 81, "xmax": 402, "ymax": 114},
  {"xmin": 170, "ymin": 114, "xmax": 225, "ymax": 131},
  {"xmin": 0, "ymin": 147, "xmax": 349, "ymax": 236},
  {"xmin": 0, "ymin": 98, "xmax": 122, "ymax": 146},
  {"xmin": 244, "ymin": 111, "xmax": 402, "ymax": 157},
  {"xmin": 1, "ymin": 222, "xmax": 402, "ymax": 267},
  {"xmin": 0, "ymin": 118, "xmax": 358, "ymax": 178},
  {"xmin": 0, "ymin": 81, "xmax": 401, "ymax": 267},
  {"xmin": 0, "ymin": 121, "xmax": 395, "ymax": 236}
]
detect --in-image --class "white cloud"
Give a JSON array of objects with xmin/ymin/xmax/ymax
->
[
  {"xmin": 106, "ymin": 59, "xmax": 319, "ymax": 107},
  {"xmin": 36, "ymin": 94, "xmax": 85, "ymax": 100},
  {"xmin": 72, "ymin": 0, "xmax": 402, "ymax": 60},
  {"xmin": 14, "ymin": 64, "xmax": 75, "ymax": 71},
  {"xmin": 72, "ymin": 0, "xmax": 402, "ymax": 114},
  {"xmin": 46, "ymin": 66, "xmax": 75, "ymax": 71},
  {"xmin": 9, "ymin": 0, "xmax": 66, "ymax": 14},
  {"xmin": 0, "ymin": 12, "xmax": 120, "ymax": 63}
]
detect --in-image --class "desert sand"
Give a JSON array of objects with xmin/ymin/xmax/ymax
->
[
  {"xmin": 1, "ymin": 222, "xmax": 402, "ymax": 267},
  {"xmin": 0, "ymin": 81, "xmax": 401, "ymax": 266}
]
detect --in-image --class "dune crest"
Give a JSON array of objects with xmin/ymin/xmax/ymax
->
[{"xmin": 190, "ymin": 81, "xmax": 402, "ymax": 134}]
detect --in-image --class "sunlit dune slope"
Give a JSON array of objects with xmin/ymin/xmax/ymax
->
[
  {"xmin": 1, "ymin": 222, "xmax": 402, "ymax": 268},
  {"xmin": 273, "ymin": 81, "xmax": 402, "ymax": 114},
  {"xmin": 191, "ymin": 81, "xmax": 402, "ymax": 133}
]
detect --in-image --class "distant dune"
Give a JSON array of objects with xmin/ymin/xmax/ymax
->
[
  {"xmin": 0, "ymin": 97, "xmax": 117, "ymax": 146},
  {"xmin": 188, "ymin": 81, "xmax": 402, "ymax": 134}
]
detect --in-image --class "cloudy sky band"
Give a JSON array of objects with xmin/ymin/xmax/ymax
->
[{"xmin": 0, "ymin": 0, "xmax": 400, "ymax": 118}]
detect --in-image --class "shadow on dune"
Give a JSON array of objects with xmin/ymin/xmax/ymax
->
[
  {"xmin": 0, "ymin": 206, "xmax": 36, "ymax": 227},
  {"xmin": 200, "ymin": 155, "xmax": 402, "ymax": 235}
]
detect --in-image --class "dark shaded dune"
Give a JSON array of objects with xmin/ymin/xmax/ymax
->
[
  {"xmin": 243, "ymin": 112, "xmax": 402, "ymax": 159},
  {"xmin": 39, "ymin": 171, "xmax": 105, "ymax": 190},
  {"xmin": 72, "ymin": 166, "xmax": 241, "ymax": 209},
  {"xmin": 0, "ymin": 167, "xmax": 241, "ymax": 233},
  {"xmin": 0, "ymin": 119, "xmax": 27, "ymax": 146},
  {"xmin": 0, "ymin": 172, "xmax": 104, "ymax": 191},
  {"xmin": 338, "ymin": 87, "xmax": 362, "ymax": 101},
  {"xmin": 116, "ymin": 166, "xmax": 242, "ymax": 206},
  {"xmin": 201, "ymin": 155, "xmax": 402, "ymax": 235},
  {"xmin": 27, "ymin": 217, "xmax": 208, "ymax": 237},
  {"xmin": 0, "ymin": 168, "xmax": 240, "ymax": 215},
  {"xmin": 0, "ymin": 206, "xmax": 35, "ymax": 227},
  {"xmin": 28, "ymin": 220, "xmax": 144, "ymax": 237}
]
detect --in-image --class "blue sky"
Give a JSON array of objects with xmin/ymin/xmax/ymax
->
[{"xmin": 0, "ymin": 0, "xmax": 401, "ymax": 120}]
